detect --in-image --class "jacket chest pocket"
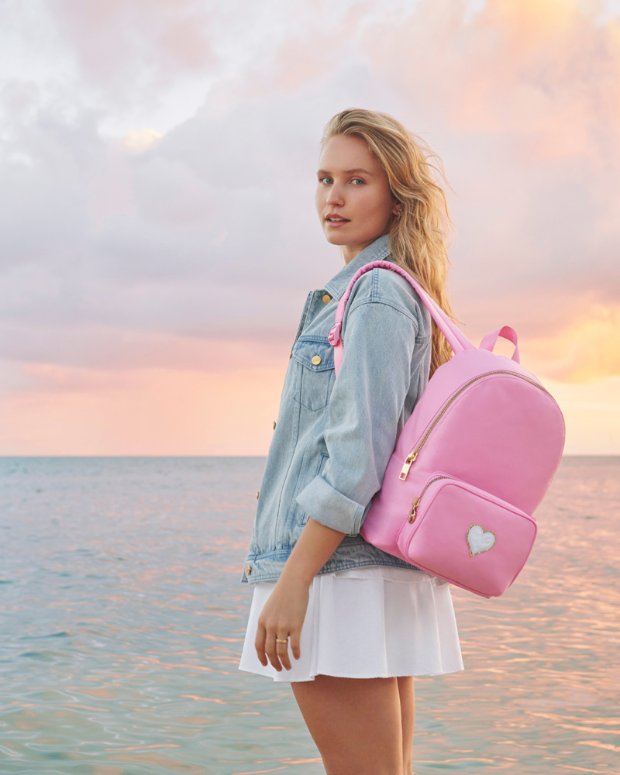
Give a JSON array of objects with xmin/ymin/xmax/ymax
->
[{"xmin": 290, "ymin": 336, "xmax": 335, "ymax": 411}]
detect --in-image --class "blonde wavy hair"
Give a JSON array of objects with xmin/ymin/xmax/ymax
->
[{"xmin": 321, "ymin": 108, "xmax": 457, "ymax": 377}]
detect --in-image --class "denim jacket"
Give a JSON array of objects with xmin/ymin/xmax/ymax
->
[{"xmin": 241, "ymin": 234, "xmax": 432, "ymax": 584}]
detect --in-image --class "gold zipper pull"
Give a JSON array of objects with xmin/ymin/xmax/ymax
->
[
  {"xmin": 399, "ymin": 450, "xmax": 418, "ymax": 480},
  {"xmin": 408, "ymin": 497, "xmax": 421, "ymax": 523}
]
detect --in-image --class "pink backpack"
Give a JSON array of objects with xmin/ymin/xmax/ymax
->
[{"xmin": 328, "ymin": 260, "xmax": 565, "ymax": 597}]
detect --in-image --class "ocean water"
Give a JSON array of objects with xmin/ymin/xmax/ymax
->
[{"xmin": 0, "ymin": 455, "xmax": 618, "ymax": 774}]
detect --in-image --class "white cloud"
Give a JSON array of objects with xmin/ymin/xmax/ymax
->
[{"xmin": 0, "ymin": 0, "xmax": 618, "ymax": 388}]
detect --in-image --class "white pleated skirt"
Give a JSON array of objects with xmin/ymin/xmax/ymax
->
[{"xmin": 238, "ymin": 565, "xmax": 464, "ymax": 682}]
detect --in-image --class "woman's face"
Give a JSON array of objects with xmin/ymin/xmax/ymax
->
[{"xmin": 315, "ymin": 133, "xmax": 397, "ymax": 263}]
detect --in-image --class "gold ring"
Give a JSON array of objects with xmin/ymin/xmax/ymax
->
[{"xmin": 275, "ymin": 637, "xmax": 288, "ymax": 644}]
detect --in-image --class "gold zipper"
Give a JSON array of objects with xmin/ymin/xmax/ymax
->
[
  {"xmin": 399, "ymin": 369, "xmax": 555, "ymax": 481},
  {"xmin": 408, "ymin": 474, "xmax": 452, "ymax": 523}
]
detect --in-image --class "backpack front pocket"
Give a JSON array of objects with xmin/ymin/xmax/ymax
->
[{"xmin": 396, "ymin": 474, "xmax": 538, "ymax": 597}]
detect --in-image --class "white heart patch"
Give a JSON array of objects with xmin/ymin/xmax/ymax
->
[{"xmin": 467, "ymin": 525, "xmax": 496, "ymax": 556}]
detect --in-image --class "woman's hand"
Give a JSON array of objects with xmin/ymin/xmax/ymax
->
[
  {"xmin": 254, "ymin": 517, "xmax": 347, "ymax": 671},
  {"xmin": 255, "ymin": 575, "xmax": 309, "ymax": 671}
]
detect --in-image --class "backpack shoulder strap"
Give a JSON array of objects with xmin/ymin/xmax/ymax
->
[{"xmin": 328, "ymin": 260, "xmax": 473, "ymax": 373}]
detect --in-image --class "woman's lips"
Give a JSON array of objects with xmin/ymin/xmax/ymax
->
[{"xmin": 325, "ymin": 217, "xmax": 350, "ymax": 228}]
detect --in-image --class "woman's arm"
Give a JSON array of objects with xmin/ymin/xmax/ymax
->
[
  {"xmin": 255, "ymin": 284, "xmax": 425, "ymax": 673},
  {"xmin": 295, "ymin": 297, "xmax": 421, "ymax": 535},
  {"xmin": 254, "ymin": 517, "xmax": 345, "ymax": 672}
]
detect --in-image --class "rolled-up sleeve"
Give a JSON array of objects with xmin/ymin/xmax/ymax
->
[{"xmin": 294, "ymin": 298, "xmax": 419, "ymax": 535}]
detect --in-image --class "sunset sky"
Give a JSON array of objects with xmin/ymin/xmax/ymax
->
[{"xmin": 1, "ymin": 0, "xmax": 618, "ymax": 456}]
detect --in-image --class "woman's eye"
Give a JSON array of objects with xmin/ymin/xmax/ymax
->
[{"xmin": 317, "ymin": 176, "xmax": 365, "ymax": 185}]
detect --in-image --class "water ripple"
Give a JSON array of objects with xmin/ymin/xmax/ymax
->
[{"xmin": 0, "ymin": 455, "xmax": 617, "ymax": 774}]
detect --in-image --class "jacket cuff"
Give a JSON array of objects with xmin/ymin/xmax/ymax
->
[{"xmin": 294, "ymin": 474, "xmax": 366, "ymax": 536}]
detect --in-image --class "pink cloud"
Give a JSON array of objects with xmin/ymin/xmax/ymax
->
[
  {"xmin": 52, "ymin": 0, "xmax": 213, "ymax": 100},
  {"xmin": 342, "ymin": 0, "xmax": 620, "ymax": 321},
  {"xmin": 0, "ymin": 363, "xmax": 285, "ymax": 455}
]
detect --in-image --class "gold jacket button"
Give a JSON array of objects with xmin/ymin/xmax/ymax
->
[
  {"xmin": 311, "ymin": 354, "xmax": 322, "ymax": 366},
  {"xmin": 246, "ymin": 564, "xmax": 252, "ymax": 576},
  {"xmin": 322, "ymin": 293, "xmax": 332, "ymax": 304},
  {"xmin": 256, "ymin": 489, "xmax": 260, "ymax": 499}
]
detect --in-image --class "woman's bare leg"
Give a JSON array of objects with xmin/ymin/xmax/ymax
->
[
  {"xmin": 291, "ymin": 674, "xmax": 407, "ymax": 775},
  {"xmin": 397, "ymin": 676, "xmax": 415, "ymax": 774}
]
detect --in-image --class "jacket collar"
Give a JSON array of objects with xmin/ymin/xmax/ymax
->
[{"xmin": 323, "ymin": 233, "xmax": 394, "ymax": 301}]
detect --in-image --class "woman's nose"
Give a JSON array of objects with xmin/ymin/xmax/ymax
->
[{"xmin": 326, "ymin": 183, "xmax": 344, "ymax": 205}]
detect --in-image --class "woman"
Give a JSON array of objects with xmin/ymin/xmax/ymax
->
[{"xmin": 239, "ymin": 108, "xmax": 464, "ymax": 775}]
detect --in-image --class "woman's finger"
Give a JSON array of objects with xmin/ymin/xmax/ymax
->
[
  {"xmin": 289, "ymin": 629, "xmax": 301, "ymax": 661},
  {"xmin": 265, "ymin": 633, "xmax": 283, "ymax": 671},
  {"xmin": 254, "ymin": 621, "xmax": 268, "ymax": 667},
  {"xmin": 276, "ymin": 635, "xmax": 292, "ymax": 671}
]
